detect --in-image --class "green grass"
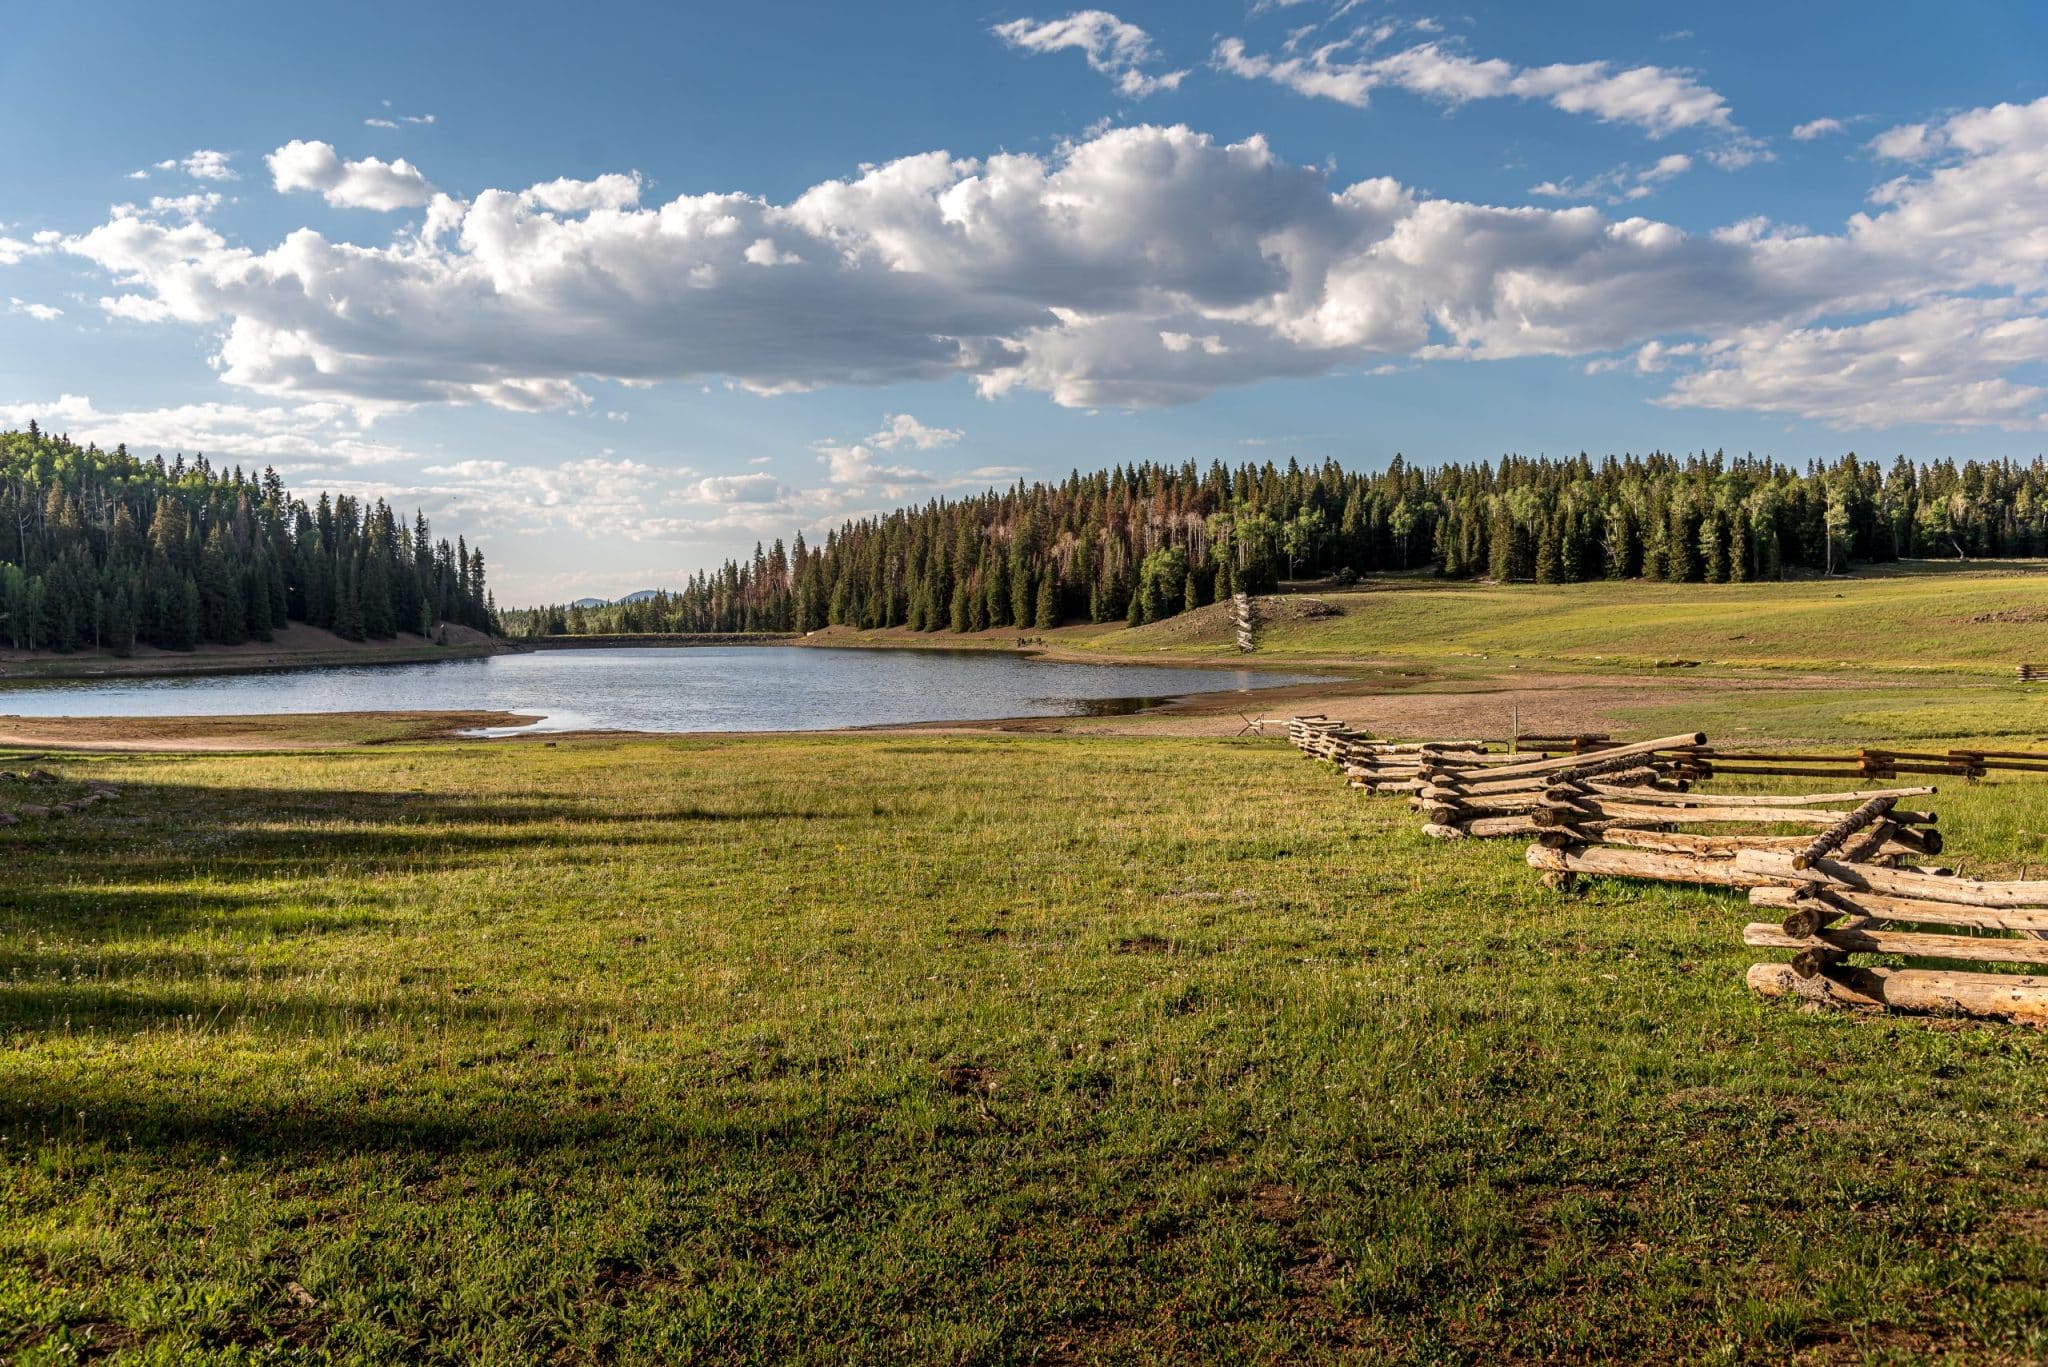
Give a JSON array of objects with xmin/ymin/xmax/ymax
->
[
  {"xmin": 5, "ymin": 730, "xmax": 2048, "ymax": 1362},
  {"xmin": 1091, "ymin": 563, "xmax": 2048, "ymax": 675}
]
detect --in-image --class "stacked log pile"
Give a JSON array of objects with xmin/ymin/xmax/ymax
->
[
  {"xmin": 1233, "ymin": 592, "xmax": 1256, "ymax": 653},
  {"xmin": 1286, "ymin": 717, "xmax": 2048, "ymax": 1026},
  {"xmin": 1411, "ymin": 733, "xmax": 1709, "ymax": 840},
  {"xmin": 1737, "ymin": 854, "xmax": 2048, "ymax": 1024}
]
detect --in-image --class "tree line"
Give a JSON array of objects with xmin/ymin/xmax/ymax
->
[
  {"xmin": 1, "ymin": 423, "xmax": 495, "ymax": 653},
  {"xmin": 502, "ymin": 449, "xmax": 2047, "ymax": 639}
]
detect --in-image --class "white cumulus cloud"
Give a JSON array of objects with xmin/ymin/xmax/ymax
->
[
  {"xmin": 153, "ymin": 149, "xmax": 237, "ymax": 181},
  {"xmin": 694, "ymin": 472, "xmax": 787, "ymax": 504},
  {"xmin": 267, "ymin": 139, "xmax": 435, "ymax": 210},
  {"xmin": 35, "ymin": 96, "xmax": 2048, "ymax": 430},
  {"xmin": 868, "ymin": 413, "xmax": 962, "ymax": 449}
]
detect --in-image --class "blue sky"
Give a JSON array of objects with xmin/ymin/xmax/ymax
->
[{"xmin": 3, "ymin": 1, "xmax": 2046, "ymax": 601}]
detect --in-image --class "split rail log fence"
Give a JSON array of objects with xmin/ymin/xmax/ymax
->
[{"xmin": 1287, "ymin": 716, "xmax": 2048, "ymax": 1026}]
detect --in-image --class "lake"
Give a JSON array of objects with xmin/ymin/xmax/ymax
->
[{"xmin": 0, "ymin": 646, "xmax": 1325, "ymax": 733}]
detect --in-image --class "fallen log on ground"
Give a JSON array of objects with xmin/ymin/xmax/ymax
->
[{"xmin": 1746, "ymin": 962, "xmax": 2048, "ymax": 1024}]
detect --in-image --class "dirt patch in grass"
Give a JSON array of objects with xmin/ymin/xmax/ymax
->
[
  {"xmin": 1967, "ymin": 607, "xmax": 2048, "ymax": 625},
  {"xmin": 1249, "ymin": 1182, "xmax": 1300, "ymax": 1223},
  {"xmin": 1116, "ymin": 935, "xmax": 1174, "ymax": 954},
  {"xmin": 0, "ymin": 710, "xmax": 539, "ymax": 750},
  {"xmin": 938, "ymin": 1064, "xmax": 1000, "ymax": 1095}
]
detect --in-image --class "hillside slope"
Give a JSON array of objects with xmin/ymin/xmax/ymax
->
[{"xmin": 1089, "ymin": 563, "xmax": 2048, "ymax": 673}]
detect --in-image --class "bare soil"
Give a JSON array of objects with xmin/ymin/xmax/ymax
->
[
  {"xmin": 0, "ymin": 623, "xmax": 503, "ymax": 681},
  {"xmin": 0, "ymin": 710, "xmax": 538, "ymax": 751}
]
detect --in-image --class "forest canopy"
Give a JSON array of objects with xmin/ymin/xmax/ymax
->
[
  {"xmin": 503, "ymin": 450, "xmax": 2040, "ymax": 639},
  {"xmin": 1, "ymin": 424, "xmax": 494, "ymax": 654}
]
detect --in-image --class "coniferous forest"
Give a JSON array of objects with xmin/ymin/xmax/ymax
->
[
  {"xmin": 503, "ymin": 450, "xmax": 2048, "ymax": 638},
  {"xmin": 1, "ymin": 424, "xmax": 495, "ymax": 654}
]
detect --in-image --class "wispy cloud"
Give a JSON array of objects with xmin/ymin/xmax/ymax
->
[
  {"xmin": 993, "ymin": 11, "xmax": 1188, "ymax": 98},
  {"xmin": 1531, "ymin": 152, "xmax": 1694, "ymax": 204},
  {"xmin": 1792, "ymin": 116, "xmax": 1848, "ymax": 141},
  {"xmin": 1215, "ymin": 34, "xmax": 1736, "ymax": 139}
]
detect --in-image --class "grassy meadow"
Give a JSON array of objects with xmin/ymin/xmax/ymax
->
[
  {"xmin": 6, "ymin": 717, "xmax": 2048, "ymax": 1362},
  {"xmin": 1083, "ymin": 563, "xmax": 2048, "ymax": 674}
]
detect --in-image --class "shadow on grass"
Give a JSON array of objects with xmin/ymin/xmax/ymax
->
[{"xmin": 2, "ymin": 775, "xmax": 853, "ymax": 917}]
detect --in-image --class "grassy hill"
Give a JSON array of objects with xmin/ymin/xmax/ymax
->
[{"xmin": 1089, "ymin": 562, "xmax": 2048, "ymax": 674}]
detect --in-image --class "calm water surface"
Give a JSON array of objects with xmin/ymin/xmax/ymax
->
[{"xmin": 0, "ymin": 647, "xmax": 1324, "ymax": 733}]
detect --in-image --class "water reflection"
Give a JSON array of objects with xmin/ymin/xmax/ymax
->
[{"xmin": 0, "ymin": 646, "xmax": 1324, "ymax": 734}]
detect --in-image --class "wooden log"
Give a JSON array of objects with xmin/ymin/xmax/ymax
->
[
  {"xmin": 1886, "ymin": 824, "xmax": 1944, "ymax": 857},
  {"xmin": 1466, "ymin": 733, "xmax": 1706, "ymax": 781},
  {"xmin": 1694, "ymin": 763, "xmax": 1876, "ymax": 779},
  {"xmin": 1525, "ymin": 842, "xmax": 1775, "ymax": 887},
  {"xmin": 1792, "ymin": 795, "xmax": 1897, "ymax": 869},
  {"xmin": 1746, "ymin": 962, "xmax": 2048, "ymax": 1024},
  {"xmin": 1574, "ymin": 784, "xmax": 1935, "ymax": 807},
  {"xmin": 1537, "ymin": 800, "xmax": 1926, "ymax": 829},
  {"xmin": 1700, "ymin": 750, "xmax": 1869, "ymax": 764},
  {"xmin": 1750, "ymin": 885, "xmax": 2048, "ymax": 934},
  {"xmin": 1570, "ymin": 765, "xmax": 1667, "ymax": 789},
  {"xmin": 1745, "ymin": 921, "xmax": 2048, "ymax": 966},
  {"xmin": 1777, "ymin": 897, "xmax": 1833, "ymax": 939},
  {"xmin": 1432, "ymin": 753, "xmax": 1688, "ymax": 798},
  {"xmin": 1862, "ymin": 748, "xmax": 1982, "ymax": 765},
  {"xmin": 1529, "ymin": 800, "xmax": 1596, "ymax": 828},
  {"xmin": 1415, "ymin": 796, "xmax": 1548, "ymax": 821},
  {"xmin": 1457, "ymin": 815, "xmax": 1547, "ymax": 838},
  {"xmin": 1545, "ymin": 767, "xmax": 1667, "ymax": 799},
  {"xmin": 1355, "ymin": 740, "xmax": 1489, "ymax": 754},
  {"xmin": 1596, "ymin": 828, "xmax": 1918, "ymax": 862},
  {"xmin": 1838, "ymin": 820, "xmax": 1902, "ymax": 864},
  {"xmin": 1733, "ymin": 850, "xmax": 2048, "ymax": 907},
  {"xmin": 1792, "ymin": 944, "xmax": 1848, "ymax": 978}
]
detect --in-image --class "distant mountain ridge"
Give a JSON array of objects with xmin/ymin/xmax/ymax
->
[{"xmin": 570, "ymin": 589, "xmax": 663, "ymax": 609}]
